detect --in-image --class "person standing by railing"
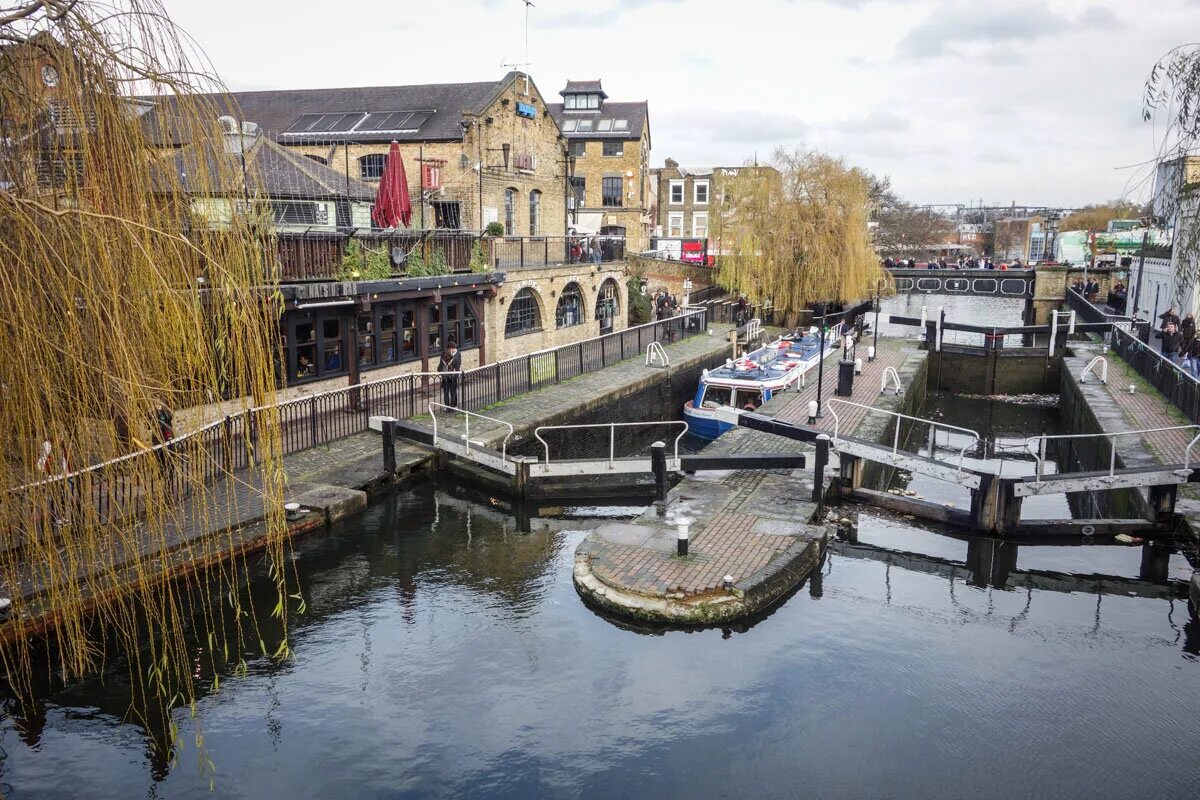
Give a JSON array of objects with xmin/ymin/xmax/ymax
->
[{"xmin": 438, "ymin": 341, "xmax": 462, "ymax": 408}]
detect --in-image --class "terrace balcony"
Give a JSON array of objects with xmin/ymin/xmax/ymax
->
[{"xmin": 275, "ymin": 231, "xmax": 626, "ymax": 282}]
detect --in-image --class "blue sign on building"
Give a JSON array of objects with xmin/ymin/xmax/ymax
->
[{"xmin": 516, "ymin": 102, "xmax": 537, "ymax": 119}]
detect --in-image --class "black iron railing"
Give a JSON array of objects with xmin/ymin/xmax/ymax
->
[
  {"xmin": 9, "ymin": 308, "xmax": 709, "ymax": 529},
  {"xmin": 489, "ymin": 236, "xmax": 625, "ymax": 270}
]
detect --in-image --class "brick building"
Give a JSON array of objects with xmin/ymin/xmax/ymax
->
[
  {"xmin": 546, "ymin": 80, "xmax": 651, "ymax": 251},
  {"xmin": 993, "ymin": 215, "xmax": 1048, "ymax": 263},
  {"xmin": 651, "ymin": 159, "xmax": 779, "ymax": 248},
  {"xmin": 143, "ymin": 71, "xmax": 567, "ymax": 237}
]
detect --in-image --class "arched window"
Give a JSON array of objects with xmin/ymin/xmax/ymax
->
[
  {"xmin": 555, "ymin": 282, "xmax": 585, "ymax": 328},
  {"xmin": 359, "ymin": 153, "xmax": 387, "ymax": 180},
  {"xmin": 529, "ymin": 190, "xmax": 541, "ymax": 236},
  {"xmin": 505, "ymin": 288, "xmax": 542, "ymax": 337},
  {"xmin": 504, "ymin": 187, "xmax": 518, "ymax": 236},
  {"xmin": 304, "ymin": 154, "xmax": 329, "ymax": 166},
  {"xmin": 596, "ymin": 278, "xmax": 620, "ymax": 334}
]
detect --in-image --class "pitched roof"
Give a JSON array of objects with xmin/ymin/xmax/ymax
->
[
  {"xmin": 561, "ymin": 80, "xmax": 606, "ymax": 97},
  {"xmin": 141, "ymin": 73, "xmax": 524, "ymax": 145},
  {"xmin": 154, "ymin": 131, "xmax": 376, "ymax": 201},
  {"xmin": 545, "ymin": 100, "xmax": 649, "ymax": 143}
]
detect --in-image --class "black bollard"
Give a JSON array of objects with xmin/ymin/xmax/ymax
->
[
  {"xmin": 382, "ymin": 418, "xmax": 397, "ymax": 477},
  {"xmin": 651, "ymin": 441, "xmax": 667, "ymax": 501},
  {"xmin": 836, "ymin": 358, "xmax": 855, "ymax": 396},
  {"xmin": 813, "ymin": 434, "xmax": 830, "ymax": 505}
]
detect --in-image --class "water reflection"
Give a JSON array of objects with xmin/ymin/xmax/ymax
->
[{"xmin": 1, "ymin": 484, "xmax": 1197, "ymax": 799}]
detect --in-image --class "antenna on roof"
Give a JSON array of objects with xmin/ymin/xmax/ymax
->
[{"xmin": 501, "ymin": 0, "xmax": 534, "ymax": 95}]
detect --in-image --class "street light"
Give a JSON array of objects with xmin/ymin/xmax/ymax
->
[{"xmin": 814, "ymin": 302, "xmax": 826, "ymax": 419}]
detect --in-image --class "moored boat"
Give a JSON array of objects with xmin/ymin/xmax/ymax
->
[{"xmin": 683, "ymin": 328, "xmax": 839, "ymax": 440}]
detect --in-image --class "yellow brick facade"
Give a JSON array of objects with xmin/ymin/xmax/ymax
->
[
  {"xmin": 487, "ymin": 263, "xmax": 629, "ymax": 362},
  {"xmin": 285, "ymin": 76, "xmax": 567, "ymax": 236},
  {"xmin": 568, "ymin": 126, "xmax": 652, "ymax": 251}
]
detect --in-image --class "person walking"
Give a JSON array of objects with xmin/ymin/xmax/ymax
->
[{"xmin": 438, "ymin": 341, "xmax": 462, "ymax": 407}]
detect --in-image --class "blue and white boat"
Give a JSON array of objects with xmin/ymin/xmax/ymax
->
[{"xmin": 683, "ymin": 328, "xmax": 839, "ymax": 440}]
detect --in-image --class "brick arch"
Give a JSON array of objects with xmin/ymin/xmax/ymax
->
[
  {"xmin": 554, "ymin": 281, "xmax": 587, "ymax": 329},
  {"xmin": 504, "ymin": 286, "xmax": 547, "ymax": 337}
]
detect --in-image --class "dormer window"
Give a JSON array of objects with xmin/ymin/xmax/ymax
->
[{"xmin": 564, "ymin": 93, "xmax": 601, "ymax": 110}]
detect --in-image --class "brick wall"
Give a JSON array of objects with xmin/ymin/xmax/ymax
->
[
  {"xmin": 570, "ymin": 127, "xmax": 651, "ymax": 250},
  {"xmin": 485, "ymin": 262, "xmax": 629, "ymax": 362},
  {"xmin": 283, "ymin": 77, "xmax": 566, "ymax": 236},
  {"xmin": 627, "ymin": 253, "xmax": 717, "ymax": 298}
]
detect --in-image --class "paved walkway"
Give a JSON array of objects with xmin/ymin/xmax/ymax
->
[{"xmin": 574, "ymin": 337, "xmax": 928, "ymax": 623}]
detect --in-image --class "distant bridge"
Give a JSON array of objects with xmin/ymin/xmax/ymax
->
[{"xmin": 887, "ymin": 267, "xmax": 1035, "ymax": 299}]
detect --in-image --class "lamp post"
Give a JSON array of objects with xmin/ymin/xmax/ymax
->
[
  {"xmin": 815, "ymin": 302, "xmax": 826, "ymax": 418},
  {"xmin": 872, "ymin": 278, "xmax": 881, "ymax": 361}
]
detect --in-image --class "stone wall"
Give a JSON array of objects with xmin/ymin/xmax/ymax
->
[{"xmin": 486, "ymin": 262, "xmax": 629, "ymax": 362}]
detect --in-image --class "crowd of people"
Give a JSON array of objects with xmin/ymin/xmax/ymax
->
[
  {"xmin": 568, "ymin": 237, "xmax": 605, "ymax": 265},
  {"xmin": 881, "ymin": 256, "xmax": 1026, "ymax": 270},
  {"xmin": 1156, "ymin": 307, "xmax": 1200, "ymax": 376},
  {"xmin": 653, "ymin": 290, "xmax": 680, "ymax": 321}
]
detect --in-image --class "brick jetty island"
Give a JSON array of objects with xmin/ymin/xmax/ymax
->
[{"xmin": 574, "ymin": 338, "xmax": 925, "ymax": 623}]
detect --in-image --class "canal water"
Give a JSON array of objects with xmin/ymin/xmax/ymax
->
[
  {"xmin": 876, "ymin": 293, "xmax": 1028, "ymax": 345},
  {"xmin": 2, "ymin": 480, "xmax": 1198, "ymax": 799}
]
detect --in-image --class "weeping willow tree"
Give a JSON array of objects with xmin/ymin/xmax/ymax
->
[
  {"xmin": 0, "ymin": 0, "xmax": 291, "ymax": 766},
  {"xmin": 1144, "ymin": 45, "xmax": 1200, "ymax": 298},
  {"xmin": 712, "ymin": 148, "xmax": 891, "ymax": 315}
]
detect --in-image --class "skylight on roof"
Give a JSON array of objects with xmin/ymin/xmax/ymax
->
[
  {"xmin": 281, "ymin": 110, "xmax": 434, "ymax": 137},
  {"xmin": 613, "ymin": 119, "xmax": 629, "ymax": 131},
  {"xmin": 597, "ymin": 119, "xmax": 612, "ymax": 132},
  {"xmin": 577, "ymin": 119, "xmax": 593, "ymax": 132},
  {"xmin": 562, "ymin": 119, "xmax": 577, "ymax": 132}
]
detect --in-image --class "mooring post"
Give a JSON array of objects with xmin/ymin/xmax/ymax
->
[
  {"xmin": 970, "ymin": 474, "xmax": 1021, "ymax": 535},
  {"xmin": 813, "ymin": 434, "xmax": 830, "ymax": 504},
  {"xmin": 839, "ymin": 453, "xmax": 863, "ymax": 498},
  {"xmin": 651, "ymin": 441, "xmax": 668, "ymax": 501},
  {"xmin": 1148, "ymin": 483, "xmax": 1177, "ymax": 525},
  {"xmin": 382, "ymin": 418, "xmax": 397, "ymax": 477},
  {"xmin": 511, "ymin": 455, "xmax": 534, "ymax": 501}
]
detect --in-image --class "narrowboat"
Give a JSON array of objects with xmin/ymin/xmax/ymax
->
[{"xmin": 683, "ymin": 328, "xmax": 839, "ymax": 440}]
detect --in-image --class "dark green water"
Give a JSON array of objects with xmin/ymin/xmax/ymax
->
[{"xmin": 1, "ymin": 478, "xmax": 1198, "ymax": 799}]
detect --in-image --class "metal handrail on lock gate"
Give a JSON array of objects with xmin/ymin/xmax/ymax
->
[
  {"xmin": 533, "ymin": 421, "xmax": 689, "ymax": 468},
  {"xmin": 1024, "ymin": 425, "xmax": 1200, "ymax": 483},
  {"xmin": 827, "ymin": 398, "xmax": 981, "ymax": 481},
  {"xmin": 428, "ymin": 403, "xmax": 515, "ymax": 461}
]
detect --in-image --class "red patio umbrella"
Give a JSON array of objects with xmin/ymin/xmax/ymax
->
[{"xmin": 371, "ymin": 140, "xmax": 412, "ymax": 228}]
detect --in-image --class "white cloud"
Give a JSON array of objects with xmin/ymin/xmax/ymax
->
[{"xmin": 162, "ymin": 0, "xmax": 1195, "ymax": 206}]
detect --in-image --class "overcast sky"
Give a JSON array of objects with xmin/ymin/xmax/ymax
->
[{"xmin": 168, "ymin": 0, "xmax": 1197, "ymax": 208}]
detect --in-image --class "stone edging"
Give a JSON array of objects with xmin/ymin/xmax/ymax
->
[{"xmin": 573, "ymin": 533, "xmax": 826, "ymax": 625}]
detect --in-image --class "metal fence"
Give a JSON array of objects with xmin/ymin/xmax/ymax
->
[
  {"xmin": 8, "ymin": 308, "xmax": 709, "ymax": 531},
  {"xmin": 1108, "ymin": 324, "xmax": 1200, "ymax": 423},
  {"xmin": 489, "ymin": 236, "xmax": 625, "ymax": 270}
]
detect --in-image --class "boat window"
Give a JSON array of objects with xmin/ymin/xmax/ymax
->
[
  {"xmin": 736, "ymin": 389, "xmax": 763, "ymax": 410},
  {"xmin": 702, "ymin": 386, "xmax": 732, "ymax": 408}
]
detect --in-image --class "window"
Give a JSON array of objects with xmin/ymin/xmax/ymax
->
[
  {"xmin": 358, "ymin": 153, "xmax": 387, "ymax": 180},
  {"xmin": 602, "ymin": 141, "xmax": 623, "ymax": 157},
  {"xmin": 602, "ymin": 177, "xmax": 622, "ymax": 207},
  {"xmin": 400, "ymin": 308, "xmax": 417, "ymax": 358},
  {"xmin": 597, "ymin": 119, "xmax": 612, "ymax": 132},
  {"xmin": 428, "ymin": 303, "xmax": 443, "ymax": 354},
  {"xmin": 505, "ymin": 288, "xmax": 542, "ymax": 337},
  {"xmin": 668, "ymin": 212, "xmax": 683, "ymax": 237},
  {"xmin": 587, "ymin": 94, "xmax": 600, "ymax": 109},
  {"xmin": 576, "ymin": 119, "xmax": 593, "ymax": 132},
  {"xmin": 270, "ymin": 200, "xmax": 328, "ymax": 226},
  {"xmin": 432, "ymin": 200, "xmax": 462, "ymax": 229},
  {"xmin": 556, "ymin": 282, "xmax": 585, "ymax": 328},
  {"xmin": 692, "ymin": 212, "xmax": 708, "ymax": 239},
  {"xmin": 562, "ymin": 119, "xmax": 577, "ymax": 132},
  {"xmin": 570, "ymin": 177, "xmax": 585, "ymax": 209},
  {"xmin": 565, "ymin": 94, "xmax": 577, "ymax": 110},
  {"xmin": 36, "ymin": 151, "xmax": 84, "ymax": 189},
  {"xmin": 694, "ymin": 180, "xmax": 709, "ymax": 205},
  {"xmin": 526, "ymin": 190, "xmax": 542, "ymax": 236},
  {"xmin": 379, "ymin": 308, "xmax": 397, "ymax": 362},
  {"xmin": 304, "ymin": 154, "xmax": 328, "ymax": 165},
  {"xmin": 504, "ymin": 187, "xmax": 517, "ymax": 236},
  {"xmin": 356, "ymin": 314, "xmax": 375, "ymax": 367},
  {"xmin": 669, "ymin": 180, "xmax": 684, "ymax": 204},
  {"xmin": 569, "ymin": 140, "xmax": 586, "ymax": 158},
  {"xmin": 597, "ymin": 278, "xmax": 620, "ymax": 334},
  {"xmin": 613, "ymin": 119, "xmax": 629, "ymax": 131},
  {"xmin": 321, "ymin": 318, "xmax": 344, "ymax": 372}
]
